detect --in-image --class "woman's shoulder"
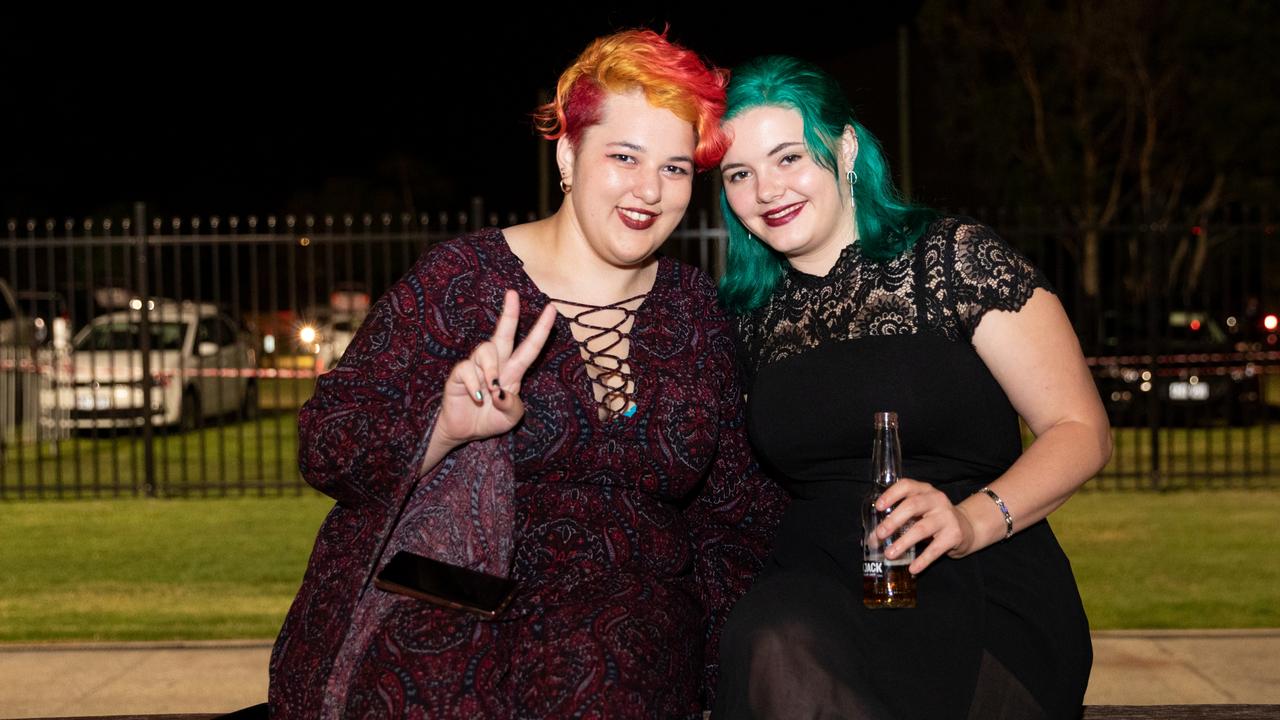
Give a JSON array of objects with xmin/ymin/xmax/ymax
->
[
  {"xmin": 379, "ymin": 230, "xmax": 519, "ymax": 335},
  {"xmin": 918, "ymin": 215, "xmax": 1053, "ymax": 338},
  {"xmin": 412, "ymin": 228, "xmax": 510, "ymax": 270},
  {"xmin": 399, "ymin": 228, "xmax": 526, "ymax": 296},
  {"xmin": 918, "ymin": 216, "xmax": 1028, "ymax": 262}
]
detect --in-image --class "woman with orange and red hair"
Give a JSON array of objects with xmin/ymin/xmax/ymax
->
[{"xmin": 267, "ymin": 30, "xmax": 786, "ymax": 718}]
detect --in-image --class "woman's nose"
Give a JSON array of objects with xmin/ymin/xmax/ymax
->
[
  {"xmin": 756, "ymin": 172, "xmax": 783, "ymax": 204},
  {"xmin": 632, "ymin": 171, "xmax": 661, "ymax": 205}
]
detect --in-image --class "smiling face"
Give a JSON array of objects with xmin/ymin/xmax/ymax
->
[
  {"xmin": 720, "ymin": 105, "xmax": 858, "ymax": 274},
  {"xmin": 557, "ymin": 89, "xmax": 697, "ymax": 269}
]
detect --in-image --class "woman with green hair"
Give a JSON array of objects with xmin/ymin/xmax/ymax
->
[{"xmin": 712, "ymin": 56, "xmax": 1110, "ymax": 719}]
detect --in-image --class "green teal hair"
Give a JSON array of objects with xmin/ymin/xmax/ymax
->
[{"xmin": 718, "ymin": 55, "xmax": 937, "ymax": 313}]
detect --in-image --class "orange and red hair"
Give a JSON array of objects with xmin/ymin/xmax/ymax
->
[{"xmin": 533, "ymin": 29, "xmax": 729, "ymax": 170}]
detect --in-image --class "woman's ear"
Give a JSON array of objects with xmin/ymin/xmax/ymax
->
[
  {"xmin": 840, "ymin": 125, "xmax": 859, "ymax": 175},
  {"xmin": 556, "ymin": 136, "xmax": 575, "ymax": 190}
]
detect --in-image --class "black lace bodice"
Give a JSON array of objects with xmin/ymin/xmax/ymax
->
[{"xmin": 736, "ymin": 217, "xmax": 1051, "ymax": 381}]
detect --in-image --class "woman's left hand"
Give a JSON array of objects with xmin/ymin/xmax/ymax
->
[{"xmin": 873, "ymin": 478, "xmax": 977, "ymax": 575}]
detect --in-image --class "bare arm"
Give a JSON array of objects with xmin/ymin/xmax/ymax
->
[
  {"xmin": 876, "ymin": 288, "xmax": 1112, "ymax": 571},
  {"xmin": 955, "ymin": 288, "xmax": 1112, "ymax": 553}
]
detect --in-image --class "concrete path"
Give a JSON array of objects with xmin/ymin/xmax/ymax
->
[{"xmin": 1, "ymin": 630, "xmax": 1278, "ymax": 717}]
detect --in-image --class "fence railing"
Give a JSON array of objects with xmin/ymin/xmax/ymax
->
[{"xmin": 2, "ymin": 203, "xmax": 1277, "ymax": 498}]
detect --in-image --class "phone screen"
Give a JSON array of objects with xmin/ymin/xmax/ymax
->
[{"xmin": 374, "ymin": 551, "xmax": 517, "ymax": 617}]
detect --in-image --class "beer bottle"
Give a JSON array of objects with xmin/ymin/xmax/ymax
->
[{"xmin": 862, "ymin": 411, "xmax": 917, "ymax": 609}]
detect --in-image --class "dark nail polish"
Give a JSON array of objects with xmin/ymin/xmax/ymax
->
[
  {"xmin": 498, "ymin": 389, "xmax": 507, "ymax": 400},
  {"xmin": 491, "ymin": 378, "xmax": 500, "ymax": 387}
]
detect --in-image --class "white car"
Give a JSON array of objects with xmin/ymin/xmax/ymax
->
[{"xmin": 41, "ymin": 300, "xmax": 258, "ymax": 431}]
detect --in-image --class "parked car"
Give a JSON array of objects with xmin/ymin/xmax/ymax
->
[
  {"xmin": 1092, "ymin": 310, "xmax": 1266, "ymax": 426},
  {"xmin": 41, "ymin": 300, "xmax": 258, "ymax": 431}
]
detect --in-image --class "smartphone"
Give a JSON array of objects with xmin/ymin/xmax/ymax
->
[{"xmin": 373, "ymin": 550, "xmax": 518, "ymax": 619}]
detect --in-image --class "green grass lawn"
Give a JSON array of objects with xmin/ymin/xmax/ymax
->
[
  {"xmin": 1053, "ymin": 489, "xmax": 1280, "ymax": 629},
  {"xmin": 0, "ymin": 491, "xmax": 1277, "ymax": 643},
  {"xmin": 0, "ymin": 495, "xmax": 334, "ymax": 642}
]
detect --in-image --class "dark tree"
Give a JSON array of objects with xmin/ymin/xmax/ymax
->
[{"xmin": 920, "ymin": 0, "xmax": 1280, "ymax": 302}]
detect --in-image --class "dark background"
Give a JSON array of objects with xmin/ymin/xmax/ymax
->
[{"xmin": 1, "ymin": 6, "xmax": 944, "ymax": 221}]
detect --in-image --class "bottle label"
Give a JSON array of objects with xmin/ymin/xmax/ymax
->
[{"xmin": 863, "ymin": 502, "xmax": 916, "ymax": 580}]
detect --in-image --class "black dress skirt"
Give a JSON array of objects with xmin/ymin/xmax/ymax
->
[{"xmin": 714, "ymin": 218, "xmax": 1092, "ymax": 720}]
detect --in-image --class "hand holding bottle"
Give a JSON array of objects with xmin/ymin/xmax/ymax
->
[{"xmin": 872, "ymin": 478, "xmax": 978, "ymax": 575}]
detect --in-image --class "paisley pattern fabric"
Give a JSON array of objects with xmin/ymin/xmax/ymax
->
[
  {"xmin": 268, "ymin": 228, "xmax": 787, "ymax": 719},
  {"xmin": 735, "ymin": 217, "xmax": 1051, "ymax": 381}
]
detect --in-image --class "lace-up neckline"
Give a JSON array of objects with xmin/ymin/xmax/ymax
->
[{"xmin": 547, "ymin": 293, "xmax": 647, "ymax": 422}]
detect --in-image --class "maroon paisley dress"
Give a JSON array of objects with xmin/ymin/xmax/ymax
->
[{"xmin": 268, "ymin": 228, "xmax": 787, "ymax": 719}]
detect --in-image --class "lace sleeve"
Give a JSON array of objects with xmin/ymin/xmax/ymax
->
[{"xmin": 947, "ymin": 221, "xmax": 1053, "ymax": 339}]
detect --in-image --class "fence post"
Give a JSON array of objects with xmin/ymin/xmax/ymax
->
[
  {"xmin": 134, "ymin": 202, "xmax": 157, "ymax": 497},
  {"xmin": 1145, "ymin": 223, "xmax": 1164, "ymax": 490}
]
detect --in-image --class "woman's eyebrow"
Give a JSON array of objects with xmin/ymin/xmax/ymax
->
[
  {"xmin": 767, "ymin": 141, "xmax": 804, "ymax": 156},
  {"xmin": 606, "ymin": 141, "xmax": 691, "ymax": 165}
]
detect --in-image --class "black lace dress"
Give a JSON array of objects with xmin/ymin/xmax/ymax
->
[{"xmin": 714, "ymin": 218, "xmax": 1091, "ymax": 720}]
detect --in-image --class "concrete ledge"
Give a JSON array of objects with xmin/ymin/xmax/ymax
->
[
  {"xmin": 1084, "ymin": 707, "xmax": 1280, "ymax": 719},
  {"xmin": 3, "ymin": 632, "xmax": 1277, "ymax": 716}
]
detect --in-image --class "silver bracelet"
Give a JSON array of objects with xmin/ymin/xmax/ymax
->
[{"xmin": 979, "ymin": 486, "xmax": 1014, "ymax": 540}]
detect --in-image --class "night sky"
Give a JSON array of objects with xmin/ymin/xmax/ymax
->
[{"xmin": 2, "ymin": 7, "xmax": 936, "ymax": 222}]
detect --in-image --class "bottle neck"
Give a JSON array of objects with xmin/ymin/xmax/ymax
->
[{"xmin": 871, "ymin": 423, "xmax": 903, "ymax": 488}]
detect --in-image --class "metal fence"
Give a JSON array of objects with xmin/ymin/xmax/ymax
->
[
  {"xmin": 0, "ymin": 201, "xmax": 720, "ymax": 499},
  {"xmin": 2, "ymin": 203, "xmax": 1277, "ymax": 499},
  {"xmin": 1000, "ymin": 205, "xmax": 1279, "ymax": 491}
]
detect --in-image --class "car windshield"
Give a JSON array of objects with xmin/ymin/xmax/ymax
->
[{"xmin": 75, "ymin": 322, "xmax": 188, "ymax": 352}]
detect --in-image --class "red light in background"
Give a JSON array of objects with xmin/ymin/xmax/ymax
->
[
  {"xmin": 1265, "ymin": 314, "xmax": 1279, "ymax": 332},
  {"xmin": 1189, "ymin": 319, "xmax": 1201, "ymax": 331},
  {"xmin": 1191, "ymin": 226, "xmax": 1203, "ymax": 236}
]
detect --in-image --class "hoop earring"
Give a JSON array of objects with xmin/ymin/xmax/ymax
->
[
  {"xmin": 559, "ymin": 179, "xmax": 572, "ymax": 194},
  {"xmin": 846, "ymin": 169, "xmax": 858, "ymax": 198}
]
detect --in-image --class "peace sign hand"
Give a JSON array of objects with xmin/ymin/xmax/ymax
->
[{"xmin": 433, "ymin": 290, "xmax": 557, "ymax": 452}]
